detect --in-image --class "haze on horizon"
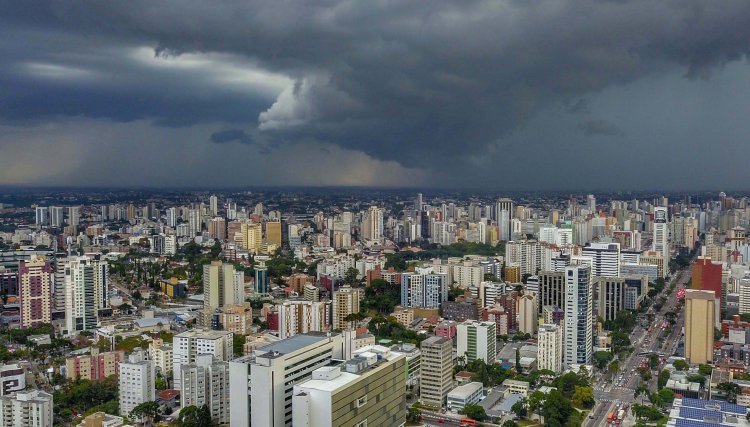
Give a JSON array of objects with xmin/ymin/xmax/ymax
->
[{"xmin": 1, "ymin": 1, "xmax": 750, "ymax": 190}]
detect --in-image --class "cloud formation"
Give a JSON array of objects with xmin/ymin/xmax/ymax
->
[{"xmin": 1, "ymin": 1, "xmax": 750, "ymax": 188}]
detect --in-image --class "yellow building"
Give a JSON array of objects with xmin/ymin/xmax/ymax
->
[
  {"xmin": 640, "ymin": 251, "xmax": 666, "ymax": 278},
  {"xmin": 685, "ymin": 289, "xmax": 715, "ymax": 365},
  {"xmin": 504, "ymin": 265, "xmax": 521, "ymax": 283},
  {"xmin": 241, "ymin": 222, "xmax": 263, "ymax": 253},
  {"xmin": 390, "ymin": 306, "xmax": 414, "ymax": 326},
  {"xmin": 332, "ymin": 286, "xmax": 362, "ymax": 330},
  {"xmin": 265, "ymin": 220, "xmax": 282, "ymax": 246}
]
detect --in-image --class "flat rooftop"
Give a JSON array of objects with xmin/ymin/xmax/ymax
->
[{"xmin": 256, "ymin": 332, "xmax": 330, "ymax": 357}]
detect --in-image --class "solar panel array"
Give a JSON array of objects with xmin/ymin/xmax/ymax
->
[
  {"xmin": 678, "ymin": 407, "xmax": 722, "ymax": 422},
  {"xmin": 675, "ymin": 419, "xmax": 725, "ymax": 427},
  {"xmin": 680, "ymin": 398, "xmax": 748, "ymax": 415}
]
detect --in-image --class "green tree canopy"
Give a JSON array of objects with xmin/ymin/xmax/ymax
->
[{"xmin": 460, "ymin": 404, "xmax": 487, "ymax": 421}]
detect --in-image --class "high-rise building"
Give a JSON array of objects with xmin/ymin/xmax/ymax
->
[
  {"xmin": 166, "ymin": 207, "xmax": 177, "ymax": 228},
  {"xmin": 594, "ymin": 277, "xmax": 625, "ymax": 322},
  {"xmin": 64, "ymin": 256, "xmax": 109, "ymax": 335},
  {"xmin": 172, "ymin": 330, "xmax": 233, "ymax": 391},
  {"xmin": 209, "ymin": 195, "xmax": 218, "ymax": 216},
  {"xmin": 118, "ymin": 349, "xmax": 155, "ymax": 418},
  {"xmin": 538, "ymin": 271, "xmax": 565, "ymax": 314},
  {"xmin": 265, "ymin": 220, "xmax": 282, "ymax": 246},
  {"xmin": 229, "ymin": 333, "xmax": 345, "ymax": 427},
  {"xmin": 67, "ymin": 206, "xmax": 80, "ymax": 226},
  {"xmin": 255, "ymin": 261, "xmax": 269, "ymax": 294},
  {"xmin": 65, "ymin": 349, "xmax": 124, "ymax": 381},
  {"xmin": 0, "ymin": 390, "xmax": 53, "ymax": 427},
  {"xmin": 35, "ymin": 206, "xmax": 48, "ymax": 228},
  {"xmin": 400, "ymin": 272, "xmax": 447, "ymax": 309},
  {"xmin": 49, "ymin": 206, "xmax": 64, "ymax": 228},
  {"xmin": 691, "ymin": 256, "xmax": 723, "ymax": 315},
  {"xmin": 242, "ymin": 222, "xmax": 263, "ymax": 253},
  {"xmin": 18, "ymin": 256, "xmax": 53, "ymax": 328},
  {"xmin": 564, "ymin": 265, "xmax": 593, "ymax": 367},
  {"xmin": 332, "ymin": 286, "xmax": 362, "ymax": 331},
  {"xmin": 180, "ymin": 355, "xmax": 230, "ymax": 425},
  {"xmin": 684, "ymin": 289, "xmax": 716, "ymax": 365},
  {"xmin": 292, "ymin": 345, "xmax": 406, "ymax": 427},
  {"xmin": 208, "ymin": 217, "xmax": 226, "ymax": 240},
  {"xmin": 278, "ymin": 300, "xmax": 330, "ymax": 339},
  {"xmin": 518, "ymin": 293, "xmax": 538, "ymax": 335},
  {"xmin": 203, "ymin": 261, "xmax": 242, "ymax": 310},
  {"xmin": 581, "ymin": 242, "xmax": 621, "ymax": 278},
  {"xmin": 420, "ymin": 336, "xmax": 454, "ymax": 408},
  {"xmin": 457, "ymin": 321, "xmax": 496, "ymax": 364},
  {"xmin": 537, "ymin": 323, "xmax": 563, "ymax": 373},
  {"xmin": 652, "ymin": 207, "xmax": 670, "ymax": 261}
]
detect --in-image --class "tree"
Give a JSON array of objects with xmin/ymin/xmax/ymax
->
[
  {"xmin": 460, "ymin": 404, "xmax": 487, "ymax": 421},
  {"xmin": 178, "ymin": 405, "xmax": 214, "ymax": 427},
  {"xmin": 608, "ymin": 360, "xmax": 620, "ymax": 375},
  {"xmin": 515, "ymin": 348, "xmax": 522, "ymax": 374},
  {"xmin": 637, "ymin": 366, "xmax": 652, "ymax": 382},
  {"xmin": 673, "ymin": 359, "xmax": 689, "ymax": 371},
  {"xmin": 233, "ymin": 334, "xmax": 246, "ymax": 357},
  {"xmin": 698, "ymin": 364, "xmax": 713, "ymax": 376},
  {"xmin": 130, "ymin": 401, "xmax": 160, "ymax": 426},
  {"xmin": 593, "ymin": 351, "xmax": 614, "ymax": 369},
  {"xmin": 648, "ymin": 353, "xmax": 660, "ymax": 370},
  {"xmin": 571, "ymin": 386, "xmax": 595, "ymax": 409},
  {"xmin": 343, "ymin": 267, "xmax": 361, "ymax": 287},
  {"xmin": 511, "ymin": 398, "xmax": 528, "ymax": 419},
  {"xmin": 407, "ymin": 405, "xmax": 421, "ymax": 422},
  {"xmin": 658, "ymin": 369, "xmax": 671, "ymax": 388},
  {"xmin": 503, "ymin": 421, "xmax": 519, "ymax": 427},
  {"xmin": 527, "ymin": 390, "xmax": 546, "ymax": 419},
  {"xmin": 718, "ymin": 382, "xmax": 742, "ymax": 403},
  {"xmin": 541, "ymin": 389, "xmax": 574, "ymax": 426},
  {"xmin": 656, "ymin": 388, "xmax": 675, "ymax": 407}
]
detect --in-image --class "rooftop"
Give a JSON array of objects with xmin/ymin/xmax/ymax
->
[
  {"xmin": 448, "ymin": 382, "xmax": 483, "ymax": 399},
  {"xmin": 256, "ymin": 332, "xmax": 330, "ymax": 358}
]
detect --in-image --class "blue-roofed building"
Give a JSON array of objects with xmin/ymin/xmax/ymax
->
[{"xmin": 667, "ymin": 398, "xmax": 750, "ymax": 427}]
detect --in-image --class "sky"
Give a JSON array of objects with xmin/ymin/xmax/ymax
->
[{"xmin": 1, "ymin": 1, "xmax": 750, "ymax": 190}]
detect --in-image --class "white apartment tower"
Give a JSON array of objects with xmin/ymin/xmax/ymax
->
[
  {"xmin": 0, "ymin": 390, "xmax": 53, "ymax": 427},
  {"xmin": 581, "ymin": 242, "xmax": 621, "ymax": 278},
  {"xmin": 420, "ymin": 336, "xmax": 454, "ymax": 408},
  {"xmin": 457, "ymin": 321, "xmax": 497, "ymax": 364},
  {"xmin": 64, "ymin": 256, "xmax": 108, "ymax": 335},
  {"xmin": 537, "ymin": 323, "xmax": 563, "ymax": 373},
  {"xmin": 119, "ymin": 349, "xmax": 155, "ymax": 418},
  {"xmin": 564, "ymin": 265, "xmax": 593, "ymax": 367},
  {"xmin": 180, "ymin": 354, "xmax": 230, "ymax": 425},
  {"xmin": 172, "ymin": 330, "xmax": 233, "ymax": 390},
  {"xmin": 652, "ymin": 207, "xmax": 670, "ymax": 261},
  {"xmin": 278, "ymin": 300, "xmax": 329, "ymax": 339}
]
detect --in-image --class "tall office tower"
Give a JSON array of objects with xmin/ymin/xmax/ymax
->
[
  {"xmin": 67, "ymin": 206, "xmax": 80, "ymax": 226},
  {"xmin": 414, "ymin": 193, "xmax": 423, "ymax": 216},
  {"xmin": 118, "ymin": 349, "xmax": 155, "ymax": 418},
  {"xmin": 166, "ymin": 207, "xmax": 177, "ymax": 227},
  {"xmin": 587, "ymin": 194, "xmax": 596, "ymax": 212},
  {"xmin": 0, "ymin": 390, "xmax": 53, "ymax": 427},
  {"xmin": 172, "ymin": 330, "xmax": 233, "ymax": 390},
  {"xmin": 188, "ymin": 209, "xmax": 201, "ymax": 236},
  {"xmin": 457, "ymin": 321, "xmax": 497, "ymax": 364},
  {"xmin": 18, "ymin": 256, "xmax": 53, "ymax": 328},
  {"xmin": 64, "ymin": 256, "xmax": 108, "ymax": 334},
  {"xmin": 420, "ymin": 336, "xmax": 454, "ymax": 408},
  {"xmin": 538, "ymin": 271, "xmax": 566, "ymax": 314},
  {"xmin": 691, "ymin": 256, "xmax": 723, "ymax": 316},
  {"xmin": 537, "ymin": 323, "xmax": 564, "ymax": 373},
  {"xmin": 400, "ymin": 273, "xmax": 448, "ymax": 308},
  {"xmin": 495, "ymin": 198, "xmax": 513, "ymax": 220},
  {"xmin": 203, "ymin": 261, "xmax": 242, "ymax": 310},
  {"xmin": 652, "ymin": 206, "xmax": 670, "ymax": 261},
  {"xmin": 518, "ymin": 293, "xmax": 538, "ymax": 335},
  {"xmin": 684, "ymin": 289, "xmax": 716, "ymax": 364},
  {"xmin": 278, "ymin": 300, "xmax": 329, "ymax": 339},
  {"xmin": 242, "ymin": 222, "xmax": 263, "ymax": 253},
  {"xmin": 265, "ymin": 220, "xmax": 282, "ymax": 246},
  {"xmin": 35, "ymin": 206, "xmax": 49, "ymax": 227},
  {"xmin": 292, "ymin": 346, "xmax": 407, "ymax": 427},
  {"xmin": 594, "ymin": 277, "xmax": 625, "ymax": 322},
  {"xmin": 126, "ymin": 203, "xmax": 136, "ymax": 221},
  {"xmin": 180, "ymin": 355, "xmax": 230, "ymax": 425},
  {"xmin": 365, "ymin": 206, "xmax": 384, "ymax": 242},
  {"xmin": 100, "ymin": 205, "xmax": 109, "ymax": 222},
  {"xmin": 48, "ymin": 206, "xmax": 63, "ymax": 228},
  {"xmin": 564, "ymin": 265, "xmax": 593, "ymax": 368},
  {"xmin": 208, "ymin": 217, "xmax": 226, "ymax": 240},
  {"xmin": 581, "ymin": 242, "xmax": 621, "ymax": 277},
  {"xmin": 332, "ymin": 286, "xmax": 362, "ymax": 330},
  {"xmin": 229, "ymin": 333, "xmax": 345, "ymax": 427},
  {"xmin": 498, "ymin": 210, "xmax": 510, "ymax": 241},
  {"xmin": 255, "ymin": 261, "xmax": 269, "ymax": 294},
  {"xmin": 254, "ymin": 202, "xmax": 264, "ymax": 216},
  {"xmin": 52, "ymin": 257, "xmax": 67, "ymax": 316},
  {"xmin": 209, "ymin": 195, "xmax": 218, "ymax": 216}
]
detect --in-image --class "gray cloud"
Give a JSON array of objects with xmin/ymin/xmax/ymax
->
[
  {"xmin": 577, "ymin": 119, "xmax": 626, "ymax": 137},
  {"xmin": 210, "ymin": 129, "xmax": 253, "ymax": 145},
  {"xmin": 1, "ymin": 1, "xmax": 750, "ymax": 188}
]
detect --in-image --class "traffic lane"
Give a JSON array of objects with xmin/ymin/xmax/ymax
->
[{"xmin": 421, "ymin": 413, "xmax": 464, "ymax": 426}]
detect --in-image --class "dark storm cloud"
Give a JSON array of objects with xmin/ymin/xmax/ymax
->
[
  {"xmin": 1, "ymin": 0, "xmax": 750, "ymax": 187},
  {"xmin": 577, "ymin": 119, "xmax": 626, "ymax": 137},
  {"xmin": 210, "ymin": 129, "xmax": 253, "ymax": 145}
]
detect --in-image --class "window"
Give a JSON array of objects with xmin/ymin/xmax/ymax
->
[
  {"xmin": 356, "ymin": 396, "xmax": 368, "ymax": 407},
  {"xmin": 356, "ymin": 421, "xmax": 367, "ymax": 427}
]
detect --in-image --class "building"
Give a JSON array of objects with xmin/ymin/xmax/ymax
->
[
  {"xmin": 400, "ymin": 272, "xmax": 447, "ymax": 309},
  {"xmin": 203, "ymin": 261, "xmax": 242, "ymax": 310},
  {"xmin": 435, "ymin": 320, "xmax": 457, "ymax": 340},
  {"xmin": 446, "ymin": 382, "xmax": 483, "ymax": 412},
  {"xmin": 457, "ymin": 321, "xmax": 496, "ymax": 364},
  {"xmin": 18, "ymin": 256, "xmax": 53, "ymax": 328},
  {"xmin": 442, "ymin": 300, "xmax": 479, "ymax": 322},
  {"xmin": 79, "ymin": 412, "xmax": 125, "ymax": 427},
  {"xmin": 564, "ymin": 265, "xmax": 593, "ymax": 367},
  {"xmin": 594, "ymin": 277, "xmax": 625, "ymax": 322},
  {"xmin": 652, "ymin": 206, "xmax": 670, "ymax": 261},
  {"xmin": 278, "ymin": 300, "xmax": 329, "ymax": 339},
  {"xmin": 504, "ymin": 265, "xmax": 521, "ymax": 283},
  {"xmin": 685, "ymin": 289, "xmax": 716, "ymax": 365},
  {"xmin": 420, "ymin": 336, "xmax": 454, "ymax": 408},
  {"xmin": 666, "ymin": 397, "xmax": 749, "ymax": 427},
  {"xmin": 65, "ymin": 349, "xmax": 124, "ymax": 381},
  {"xmin": 581, "ymin": 242, "xmax": 620, "ymax": 278},
  {"xmin": 291, "ymin": 345, "xmax": 406, "ymax": 427},
  {"xmin": 214, "ymin": 304, "xmax": 254, "ymax": 335},
  {"xmin": 118, "ymin": 349, "xmax": 155, "ymax": 418},
  {"xmin": 391, "ymin": 343, "xmax": 421, "ymax": 387},
  {"xmin": 266, "ymin": 220, "xmax": 282, "ymax": 246},
  {"xmin": 332, "ymin": 286, "xmax": 361, "ymax": 331},
  {"xmin": 0, "ymin": 390, "xmax": 53, "ymax": 427},
  {"xmin": 538, "ymin": 271, "xmax": 565, "ymax": 314},
  {"xmin": 172, "ymin": 330, "xmax": 233, "ymax": 390},
  {"xmin": 692, "ymin": 256, "xmax": 723, "ymax": 313},
  {"xmin": 537, "ymin": 324, "xmax": 563, "ymax": 373},
  {"xmin": 149, "ymin": 340, "xmax": 173, "ymax": 376},
  {"xmin": 303, "ymin": 284, "xmax": 320, "ymax": 302},
  {"xmin": 518, "ymin": 293, "xmax": 538, "ymax": 335},
  {"xmin": 255, "ymin": 261, "xmax": 269, "ymax": 293},
  {"xmin": 180, "ymin": 355, "xmax": 230, "ymax": 425},
  {"xmin": 64, "ymin": 256, "xmax": 109, "ymax": 335},
  {"xmin": 229, "ymin": 333, "xmax": 345, "ymax": 427},
  {"xmin": 0, "ymin": 364, "xmax": 25, "ymax": 396}
]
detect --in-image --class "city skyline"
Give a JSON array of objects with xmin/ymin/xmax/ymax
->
[{"xmin": 1, "ymin": 2, "xmax": 750, "ymax": 189}]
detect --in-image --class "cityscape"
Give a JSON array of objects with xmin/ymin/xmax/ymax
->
[{"xmin": 2, "ymin": 2, "xmax": 750, "ymax": 427}]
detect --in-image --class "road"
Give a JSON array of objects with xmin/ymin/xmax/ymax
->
[{"xmin": 585, "ymin": 267, "xmax": 691, "ymax": 427}]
